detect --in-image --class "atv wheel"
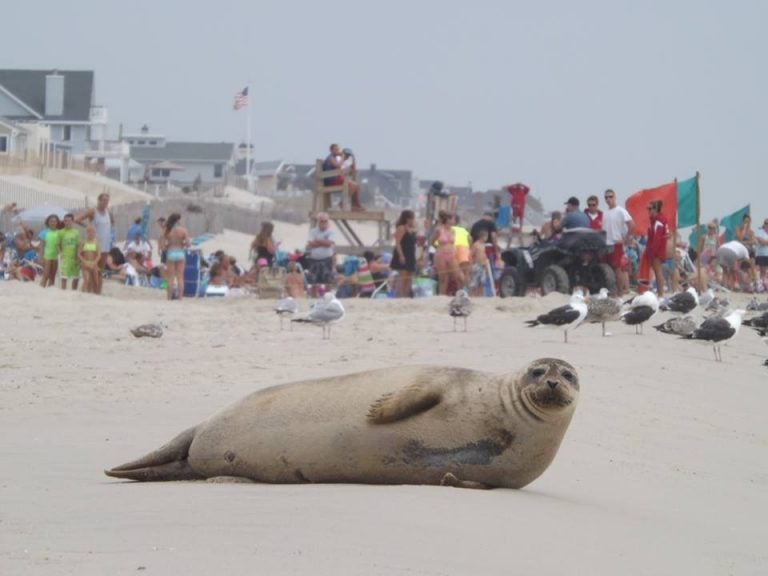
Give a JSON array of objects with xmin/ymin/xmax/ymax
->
[
  {"xmin": 541, "ymin": 265, "xmax": 570, "ymax": 295},
  {"xmin": 499, "ymin": 267, "xmax": 524, "ymax": 297}
]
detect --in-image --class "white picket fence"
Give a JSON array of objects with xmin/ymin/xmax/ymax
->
[{"xmin": 0, "ymin": 178, "xmax": 88, "ymax": 211}]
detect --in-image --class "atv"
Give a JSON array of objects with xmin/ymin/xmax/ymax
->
[{"xmin": 498, "ymin": 229, "xmax": 616, "ymax": 297}]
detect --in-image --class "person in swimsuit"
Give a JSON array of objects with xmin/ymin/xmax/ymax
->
[
  {"xmin": 58, "ymin": 213, "xmax": 81, "ymax": 291},
  {"xmin": 39, "ymin": 214, "xmax": 61, "ymax": 288},
  {"xmin": 75, "ymin": 192, "xmax": 114, "ymax": 294},
  {"xmin": 430, "ymin": 211, "xmax": 463, "ymax": 295},
  {"xmin": 78, "ymin": 225, "xmax": 100, "ymax": 294},
  {"xmin": 250, "ymin": 221, "xmax": 277, "ymax": 267},
  {"xmin": 163, "ymin": 213, "xmax": 191, "ymax": 300},
  {"xmin": 735, "ymin": 213, "xmax": 758, "ymax": 288},
  {"xmin": 391, "ymin": 210, "xmax": 417, "ymax": 298}
]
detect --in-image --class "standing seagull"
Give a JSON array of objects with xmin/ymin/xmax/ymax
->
[
  {"xmin": 274, "ymin": 296, "xmax": 299, "ymax": 331},
  {"xmin": 659, "ymin": 286, "xmax": 699, "ymax": 314},
  {"xmin": 682, "ymin": 309, "xmax": 745, "ymax": 362},
  {"xmin": 585, "ymin": 288, "xmax": 622, "ymax": 336},
  {"xmin": 746, "ymin": 297, "xmax": 768, "ymax": 312},
  {"xmin": 525, "ymin": 292, "xmax": 588, "ymax": 343},
  {"xmin": 449, "ymin": 289, "xmax": 473, "ymax": 332},
  {"xmin": 620, "ymin": 291, "xmax": 659, "ymax": 334},
  {"xmin": 292, "ymin": 292, "xmax": 345, "ymax": 339}
]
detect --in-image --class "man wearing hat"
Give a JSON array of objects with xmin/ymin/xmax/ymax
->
[{"xmin": 561, "ymin": 197, "xmax": 590, "ymax": 230}]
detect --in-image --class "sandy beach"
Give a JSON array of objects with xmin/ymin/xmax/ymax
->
[{"xmin": 1, "ymin": 278, "xmax": 766, "ymax": 576}]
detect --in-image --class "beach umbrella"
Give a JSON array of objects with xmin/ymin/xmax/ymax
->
[{"xmin": 11, "ymin": 205, "xmax": 68, "ymax": 228}]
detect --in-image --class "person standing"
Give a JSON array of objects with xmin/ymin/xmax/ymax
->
[
  {"xmin": 430, "ymin": 211, "xmax": 463, "ymax": 295},
  {"xmin": 602, "ymin": 189, "xmax": 635, "ymax": 295},
  {"xmin": 735, "ymin": 213, "xmax": 758, "ymax": 288},
  {"xmin": 58, "ymin": 213, "xmax": 81, "ymax": 290},
  {"xmin": 163, "ymin": 213, "xmax": 191, "ymax": 300},
  {"xmin": 646, "ymin": 200, "xmax": 670, "ymax": 297},
  {"xmin": 306, "ymin": 212, "xmax": 336, "ymax": 295},
  {"xmin": 391, "ymin": 210, "xmax": 417, "ymax": 297},
  {"xmin": 38, "ymin": 214, "xmax": 61, "ymax": 288},
  {"xmin": 452, "ymin": 214, "xmax": 471, "ymax": 287},
  {"xmin": 755, "ymin": 218, "xmax": 768, "ymax": 289},
  {"xmin": 584, "ymin": 195, "xmax": 604, "ymax": 231},
  {"xmin": 75, "ymin": 192, "xmax": 114, "ymax": 294}
]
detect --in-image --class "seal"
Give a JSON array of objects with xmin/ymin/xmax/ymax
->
[{"xmin": 105, "ymin": 358, "xmax": 579, "ymax": 489}]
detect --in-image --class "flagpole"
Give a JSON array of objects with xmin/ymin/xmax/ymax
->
[
  {"xmin": 246, "ymin": 82, "xmax": 253, "ymax": 193},
  {"xmin": 695, "ymin": 171, "xmax": 701, "ymax": 291}
]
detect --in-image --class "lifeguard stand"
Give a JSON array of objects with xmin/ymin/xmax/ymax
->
[{"xmin": 311, "ymin": 159, "xmax": 391, "ymax": 255}]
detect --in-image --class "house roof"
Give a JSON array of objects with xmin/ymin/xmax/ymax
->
[
  {"xmin": 0, "ymin": 117, "xmax": 27, "ymax": 132},
  {"xmin": 131, "ymin": 142, "xmax": 235, "ymax": 163},
  {"xmin": 0, "ymin": 69, "xmax": 94, "ymax": 122}
]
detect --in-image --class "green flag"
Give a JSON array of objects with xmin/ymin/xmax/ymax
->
[
  {"xmin": 719, "ymin": 205, "xmax": 750, "ymax": 242},
  {"xmin": 688, "ymin": 223, "xmax": 707, "ymax": 248},
  {"xmin": 676, "ymin": 176, "xmax": 697, "ymax": 228}
]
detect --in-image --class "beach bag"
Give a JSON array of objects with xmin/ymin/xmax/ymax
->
[{"xmin": 258, "ymin": 267, "xmax": 285, "ymax": 299}]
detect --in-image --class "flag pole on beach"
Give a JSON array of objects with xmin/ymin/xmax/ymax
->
[
  {"xmin": 695, "ymin": 171, "xmax": 701, "ymax": 289},
  {"xmin": 233, "ymin": 84, "xmax": 252, "ymax": 192},
  {"xmin": 246, "ymin": 81, "xmax": 253, "ymax": 193}
]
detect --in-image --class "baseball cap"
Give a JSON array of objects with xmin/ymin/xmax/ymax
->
[{"xmin": 565, "ymin": 196, "xmax": 580, "ymax": 207}]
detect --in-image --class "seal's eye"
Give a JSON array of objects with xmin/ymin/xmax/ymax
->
[
  {"xmin": 561, "ymin": 370, "xmax": 575, "ymax": 383},
  {"xmin": 531, "ymin": 368, "xmax": 546, "ymax": 378}
]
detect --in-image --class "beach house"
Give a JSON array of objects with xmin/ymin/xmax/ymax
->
[
  {"xmin": 126, "ymin": 126, "xmax": 235, "ymax": 186},
  {"xmin": 0, "ymin": 69, "xmax": 105, "ymax": 160}
]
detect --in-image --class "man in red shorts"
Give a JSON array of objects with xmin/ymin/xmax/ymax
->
[{"xmin": 602, "ymin": 189, "xmax": 635, "ymax": 295}]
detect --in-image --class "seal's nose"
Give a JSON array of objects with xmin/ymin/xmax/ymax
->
[{"xmin": 547, "ymin": 380, "xmax": 558, "ymax": 390}]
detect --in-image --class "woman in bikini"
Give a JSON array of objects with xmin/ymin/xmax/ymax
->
[
  {"xmin": 78, "ymin": 225, "xmax": 100, "ymax": 294},
  {"xmin": 430, "ymin": 211, "xmax": 463, "ymax": 295},
  {"xmin": 163, "ymin": 213, "xmax": 191, "ymax": 300}
]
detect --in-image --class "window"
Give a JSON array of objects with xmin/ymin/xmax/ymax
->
[
  {"xmin": 214, "ymin": 163, "xmax": 223, "ymax": 178},
  {"xmin": 137, "ymin": 140, "xmax": 146, "ymax": 145},
  {"xmin": 151, "ymin": 169, "xmax": 171, "ymax": 178},
  {"xmin": 62, "ymin": 126, "xmax": 71, "ymax": 141},
  {"xmin": 148, "ymin": 140, "xmax": 157, "ymax": 146},
  {"xmin": 0, "ymin": 135, "xmax": 7, "ymax": 154}
]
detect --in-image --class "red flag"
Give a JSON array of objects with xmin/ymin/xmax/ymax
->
[{"xmin": 625, "ymin": 182, "xmax": 677, "ymax": 236}]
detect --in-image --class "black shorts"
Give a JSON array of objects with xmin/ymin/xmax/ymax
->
[
  {"xmin": 756, "ymin": 255, "xmax": 768, "ymax": 267},
  {"xmin": 308, "ymin": 257, "xmax": 334, "ymax": 284}
]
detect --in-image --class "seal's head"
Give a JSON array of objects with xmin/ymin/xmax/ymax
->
[{"xmin": 518, "ymin": 358, "xmax": 579, "ymax": 418}]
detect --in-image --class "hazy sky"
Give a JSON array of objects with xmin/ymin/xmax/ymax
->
[{"xmin": 4, "ymin": 0, "xmax": 766, "ymax": 221}]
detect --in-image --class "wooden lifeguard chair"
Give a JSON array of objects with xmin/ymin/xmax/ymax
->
[{"xmin": 311, "ymin": 159, "xmax": 391, "ymax": 255}]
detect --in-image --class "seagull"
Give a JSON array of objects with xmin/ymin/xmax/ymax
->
[
  {"xmin": 659, "ymin": 286, "xmax": 699, "ymax": 315},
  {"xmin": 697, "ymin": 288, "xmax": 715, "ymax": 310},
  {"xmin": 746, "ymin": 297, "xmax": 768, "ymax": 312},
  {"xmin": 525, "ymin": 291, "xmax": 588, "ymax": 343},
  {"xmin": 449, "ymin": 289, "xmax": 472, "ymax": 332},
  {"xmin": 274, "ymin": 296, "xmax": 299, "ymax": 331},
  {"xmin": 743, "ymin": 311, "xmax": 768, "ymax": 330},
  {"xmin": 585, "ymin": 288, "xmax": 622, "ymax": 337},
  {"xmin": 682, "ymin": 309, "xmax": 745, "ymax": 362},
  {"xmin": 654, "ymin": 315, "xmax": 698, "ymax": 336},
  {"xmin": 292, "ymin": 292, "xmax": 345, "ymax": 339},
  {"xmin": 620, "ymin": 291, "xmax": 659, "ymax": 334},
  {"xmin": 706, "ymin": 296, "xmax": 730, "ymax": 316}
]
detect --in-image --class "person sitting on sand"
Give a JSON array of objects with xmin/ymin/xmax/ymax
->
[{"xmin": 284, "ymin": 261, "xmax": 306, "ymax": 298}]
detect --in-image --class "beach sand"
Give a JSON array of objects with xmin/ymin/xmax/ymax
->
[{"xmin": 1, "ymin": 281, "xmax": 766, "ymax": 575}]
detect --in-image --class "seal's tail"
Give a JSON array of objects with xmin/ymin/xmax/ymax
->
[{"xmin": 104, "ymin": 426, "xmax": 204, "ymax": 482}]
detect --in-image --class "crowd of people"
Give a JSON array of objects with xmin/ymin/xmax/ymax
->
[{"xmin": 3, "ymin": 186, "xmax": 767, "ymax": 300}]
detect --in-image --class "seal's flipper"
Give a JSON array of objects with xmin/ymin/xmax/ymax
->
[
  {"xmin": 367, "ymin": 384, "xmax": 442, "ymax": 424},
  {"xmin": 440, "ymin": 472, "xmax": 491, "ymax": 490},
  {"xmin": 104, "ymin": 426, "xmax": 204, "ymax": 482}
]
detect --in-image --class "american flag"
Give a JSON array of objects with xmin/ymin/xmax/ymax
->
[{"xmin": 233, "ymin": 86, "xmax": 248, "ymax": 110}]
